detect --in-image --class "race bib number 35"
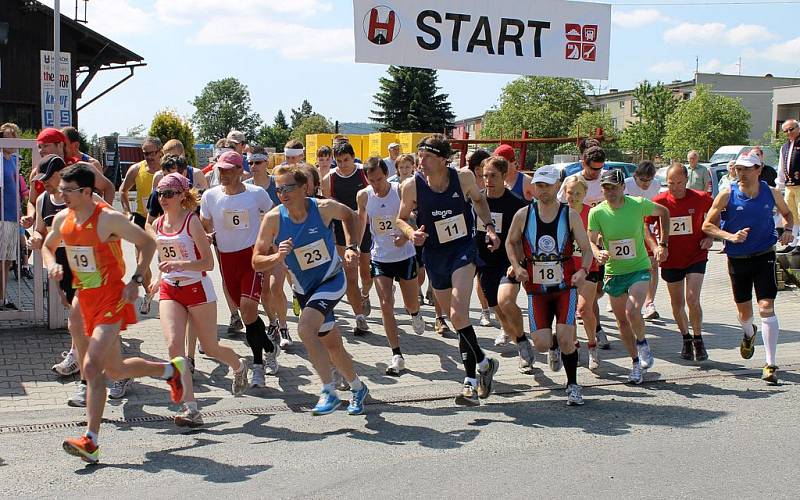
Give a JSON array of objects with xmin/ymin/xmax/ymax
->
[
  {"xmin": 609, "ymin": 239, "xmax": 636, "ymax": 260},
  {"xmin": 158, "ymin": 241, "xmax": 188, "ymax": 262},
  {"xmin": 373, "ymin": 216, "xmax": 396, "ymax": 236},
  {"xmin": 477, "ymin": 212, "xmax": 503, "ymax": 234},
  {"xmin": 293, "ymin": 239, "xmax": 332, "ymax": 271},
  {"xmin": 670, "ymin": 216, "xmax": 693, "ymax": 236},
  {"xmin": 434, "ymin": 214, "xmax": 468, "ymax": 243},
  {"xmin": 66, "ymin": 246, "xmax": 97, "ymax": 273},
  {"xmin": 223, "ymin": 209, "xmax": 250, "ymax": 230},
  {"xmin": 531, "ymin": 261, "xmax": 564, "ymax": 285}
]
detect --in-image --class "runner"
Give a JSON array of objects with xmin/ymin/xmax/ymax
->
[
  {"xmin": 474, "ymin": 156, "xmax": 527, "ymax": 348},
  {"xmin": 505, "ymin": 165, "xmax": 594, "ymax": 405},
  {"xmin": 322, "ymin": 141, "xmax": 372, "ymax": 335},
  {"xmin": 649, "ymin": 164, "xmax": 714, "ymax": 361},
  {"xmin": 388, "ymin": 154, "xmax": 417, "ymax": 184},
  {"xmin": 316, "ymin": 146, "xmax": 334, "ymax": 181},
  {"xmin": 702, "ymin": 152, "xmax": 794, "ymax": 384},
  {"xmin": 252, "ymin": 164, "xmax": 370, "ymax": 415},
  {"xmin": 200, "ymin": 151, "xmax": 277, "ymax": 386},
  {"xmin": 119, "ymin": 137, "xmax": 162, "ymax": 314},
  {"xmin": 150, "ymin": 173, "xmax": 249, "ymax": 426},
  {"xmin": 494, "ymin": 144, "xmax": 535, "ymax": 200},
  {"xmin": 41, "ymin": 163, "xmax": 191, "ymax": 464},
  {"xmin": 356, "ymin": 157, "xmax": 425, "ymax": 376},
  {"xmin": 396, "ymin": 134, "xmax": 501, "ymax": 406}
]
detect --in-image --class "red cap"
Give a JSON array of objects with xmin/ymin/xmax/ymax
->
[
  {"xmin": 36, "ymin": 128, "xmax": 68, "ymax": 145},
  {"xmin": 493, "ymin": 144, "xmax": 515, "ymax": 163},
  {"xmin": 215, "ymin": 150, "xmax": 243, "ymax": 169}
]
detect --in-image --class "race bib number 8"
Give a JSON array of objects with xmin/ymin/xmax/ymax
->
[
  {"xmin": 373, "ymin": 216, "xmax": 396, "ymax": 236},
  {"xmin": 609, "ymin": 239, "xmax": 636, "ymax": 260},
  {"xmin": 66, "ymin": 246, "xmax": 97, "ymax": 273},
  {"xmin": 434, "ymin": 214, "xmax": 468, "ymax": 243},
  {"xmin": 531, "ymin": 261, "xmax": 564, "ymax": 285},
  {"xmin": 670, "ymin": 216, "xmax": 693, "ymax": 236},
  {"xmin": 223, "ymin": 209, "xmax": 250, "ymax": 230},
  {"xmin": 158, "ymin": 241, "xmax": 188, "ymax": 262},
  {"xmin": 293, "ymin": 239, "xmax": 332, "ymax": 271},
  {"xmin": 477, "ymin": 212, "xmax": 503, "ymax": 234}
]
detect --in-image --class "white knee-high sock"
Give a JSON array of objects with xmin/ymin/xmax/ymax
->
[
  {"xmin": 761, "ymin": 316, "xmax": 779, "ymax": 366},
  {"xmin": 739, "ymin": 316, "xmax": 754, "ymax": 338}
]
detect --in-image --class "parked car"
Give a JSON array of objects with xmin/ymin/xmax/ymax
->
[
  {"xmin": 655, "ymin": 164, "xmax": 729, "ymax": 197},
  {"xmin": 554, "ymin": 161, "xmax": 637, "ymax": 179}
]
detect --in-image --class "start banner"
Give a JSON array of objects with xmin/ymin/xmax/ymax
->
[{"xmin": 353, "ymin": 0, "xmax": 611, "ymax": 79}]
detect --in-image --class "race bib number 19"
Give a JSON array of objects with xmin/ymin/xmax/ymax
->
[
  {"xmin": 223, "ymin": 209, "xmax": 250, "ymax": 230},
  {"xmin": 609, "ymin": 239, "xmax": 636, "ymax": 260},
  {"xmin": 293, "ymin": 239, "xmax": 332, "ymax": 271},
  {"xmin": 66, "ymin": 246, "xmax": 97, "ymax": 273},
  {"xmin": 434, "ymin": 214, "xmax": 468, "ymax": 243}
]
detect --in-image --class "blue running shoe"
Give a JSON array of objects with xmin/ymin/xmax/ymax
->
[
  {"xmin": 312, "ymin": 390, "xmax": 341, "ymax": 416},
  {"xmin": 347, "ymin": 383, "xmax": 369, "ymax": 415}
]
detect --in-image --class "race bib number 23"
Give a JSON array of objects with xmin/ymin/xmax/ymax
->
[{"xmin": 293, "ymin": 239, "xmax": 332, "ymax": 271}]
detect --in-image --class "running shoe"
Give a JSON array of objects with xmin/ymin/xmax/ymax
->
[
  {"xmin": 740, "ymin": 325, "xmax": 757, "ymax": 359},
  {"xmin": 566, "ymin": 384, "xmax": 585, "ymax": 406},
  {"xmin": 777, "ymin": 244, "xmax": 795, "ymax": 254},
  {"xmin": 228, "ymin": 313, "xmax": 244, "ymax": 333},
  {"xmin": 454, "ymin": 383, "xmax": 480, "ymax": 406},
  {"xmin": 494, "ymin": 332, "xmax": 509, "ymax": 346},
  {"xmin": 332, "ymin": 368, "xmax": 350, "ymax": 391},
  {"xmin": 385, "ymin": 354, "xmax": 405, "ymax": 376},
  {"xmin": 312, "ymin": 390, "xmax": 342, "ymax": 415},
  {"xmin": 411, "ymin": 314, "xmax": 425, "ymax": 334},
  {"xmin": 477, "ymin": 358, "xmax": 499, "ymax": 399},
  {"xmin": 264, "ymin": 349, "xmax": 279, "ymax": 376},
  {"xmin": 232, "ymin": 359, "xmax": 248, "ymax": 396},
  {"xmin": 588, "ymin": 345, "xmax": 600, "ymax": 372},
  {"xmin": 762, "ymin": 365, "xmax": 779, "ymax": 385},
  {"xmin": 434, "ymin": 317, "xmax": 452, "ymax": 336},
  {"xmin": 548, "ymin": 347, "xmax": 562, "ymax": 372},
  {"xmin": 266, "ymin": 321, "xmax": 279, "ymax": 344},
  {"xmin": 595, "ymin": 328, "xmax": 610, "ymax": 349},
  {"xmin": 279, "ymin": 327, "xmax": 293, "ymax": 348},
  {"xmin": 251, "ymin": 364, "xmax": 266, "ymax": 388},
  {"xmin": 680, "ymin": 338, "xmax": 694, "ymax": 360},
  {"xmin": 637, "ymin": 340, "xmax": 654, "ymax": 369},
  {"xmin": 693, "ymin": 338, "xmax": 708, "ymax": 361},
  {"xmin": 174, "ymin": 404, "xmax": 204, "ymax": 428},
  {"xmin": 62, "ymin": 435, "xmax": 99, "ymax": 464},
  {"xmin": 361, "ymin": 294, "xmax": 372, "ymax": 316},
  {"xmin": 642, "ymin": 303, "xmax": 660, "ymax": 320},
  {"xmin": 139, "ymin": 293, "xmax": 153, "ymax": 315},
  {"xmin": 354, "ymin": 315, "xmax": 370, "ymax": 336},
  {"xmin": 628, "ymin": 361, "xmax": 644, "ymax": 385},
  {"xmin": 67, "ymin": 382, "xmax": 87, "ymax": 407},
  {"xmin": 52, "ymin": 350, "xmax": 80, "ymax": 376},
  {"xmin": 480, "ymin": 309, "xmax": 492, "ymax": 327},
  {"xmin": 22, "ymin": 265, "xmax": 34, "ymax": 280},
  {"xmin": 3, "ymin": 300, "xmax": 17, "ymax": 310},
  {"xmin": 292, "ymin": 296, "xmax": 301, "ymax": 317},
  {"xmin": 517, "ymin": 340, "xmax": 535, "ymax": 374},
  {"xmin": 166, "ymin": 357, "xmax": 189, "ymax": 403},
  {"xmin": 108, "ymin": 378, "xmax": 132, "ymax": 400},
  {"xmin": 347, "ymin": 383, "xmax": 370, "ymax": 415}
]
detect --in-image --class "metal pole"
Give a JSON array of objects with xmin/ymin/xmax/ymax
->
[{"xmin": 54, "ymin": 0, "xmax": 61, "ymax": 127}]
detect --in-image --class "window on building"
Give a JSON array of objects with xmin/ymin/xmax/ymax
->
[
  {"xmin": 611, "ymin": 118, "xmax": 619, "ymax": 130},
  {"xmin": 632, "ymin": 99, "xmax": 639, "ymax": 114},
  {"xmin": 619, "ymin": 101, "xmax": 625, "ymax": 109}
]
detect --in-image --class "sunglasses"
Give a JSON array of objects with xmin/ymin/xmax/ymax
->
[
  {"xmin": 157, "ymin": 190, "xmax": 180, "ymax": 199},
  {"xmin": 143, "ymin": 150, "xmax": 159, "ymax": 157},
  {"xmin": 252, "ymin": 160, "xmax": 267, "ymax": 166},
  {"xmin": 58, "ymin": 186, "xmax": 86, "ymax": 194},
  {"xmin": 636, "ymin": 176, "xmax": 654, "ymax": 182},
  {"xmin": 275, "ymin": 183, "xmax": 299, "ymax": 195}
]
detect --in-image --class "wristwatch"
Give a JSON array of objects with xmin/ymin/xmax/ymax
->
[
  {"xmin": 345, "ymin": 244, "xmax": 360, "ymax": 253},
  {"xmin": 484, "ymin": 222, "xmax": 496, "ymax": 230},
  {"xmin": 658, "ymin": 241, "xmax": 668, "ymax": 248},
  {"xmin": 131, "ymin": 273, "xmax": 144, "ymax": 286}
]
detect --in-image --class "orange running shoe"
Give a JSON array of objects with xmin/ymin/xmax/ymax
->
[
  {"xmin": 62, "ymin": 435, "xmax": 100, "ymax": 463},
  {"xmin": 166, "ymin": 357, "xmax": 188, "ymax": 404}
]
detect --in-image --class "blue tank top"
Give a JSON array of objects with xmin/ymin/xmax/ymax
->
[
  {"xmin": 721, "ymin": 181, "xmax": 777, "ymax": 256},
  {"xmin": 277, "ymin": 198, "xmax": 341, "ymax": 295},
  {"xmin": 266, "ymin": 175, "xmax": 280, "ymax": 206},
  {"xmin": 511, "ymin": 172, "xmax": 525, "ymax": 199},
  {"xmin": 522, "ymin": 202, "xmax": 576, "ymax": 294},
  {"xmin": 415, "ymin": 167, "xmax": 475, "ymax": 250}
]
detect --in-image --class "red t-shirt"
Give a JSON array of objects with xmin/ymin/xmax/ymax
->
[
  {"xmin": 201, "ymin": 163, "xmax": 214, "ymax": 175},
  {"xmin": 647, "ymin": 189, "xmax": 713, "ymax": 269},
  {"xmin": 573, "ymin": 204, "xmax": 599, "ymax": 273}
]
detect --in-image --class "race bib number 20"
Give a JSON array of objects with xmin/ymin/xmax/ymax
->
[{"xmin": 609, "ymin": 239, "xmax": 636, "ymax": 260}]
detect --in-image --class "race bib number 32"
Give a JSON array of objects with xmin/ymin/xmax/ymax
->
[
  {"xmin": 434, "ymin": 214, "xmax": 468, "ymax": 243},
  {"xmin": 670, "ymin": 216, "xmax": 693, "ymax": 236},
  {"xmin": 66, "ymin": 246, "xmax": 97, "ymax": 273},
  {"xmin": 373, "ymin": 216, "xmax": 396, "ymax": 236},
  {"xmin": 293, "ymin": 239, "xmax": 332, "ymax": 271},
  {"xmin": 609, "ymin": 239, "xmax": 636, "ymax": 260},
  {"xmin": 223, "ymin": 209, "xmax": 250, "ymax": 230}
]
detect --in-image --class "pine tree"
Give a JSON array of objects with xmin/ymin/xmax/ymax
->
[
  {"xmin": 371, "ymin": 66, "xmax": 455, "ymax": 132},
  {"xmin": 290, "ymin": 100, "xmax": 314, "ymax": 129}
]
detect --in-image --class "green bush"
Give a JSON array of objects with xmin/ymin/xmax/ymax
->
[{"xmin": 149, "ymin": 109, "xmax": 197, "ymax": 166}]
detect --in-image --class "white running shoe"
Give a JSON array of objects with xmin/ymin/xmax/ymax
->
[
  {"xmin": 279, "ymin": 327, "xmax": 293, "ymax": 349},
  {"xmin": 642, "ymin": 303, "xmax": 660, "ymax": 320},
  {"xmin": 354, "ymin": 315, "xmax": 370, "ymax": 335},
  {"xmin": 517, "ymin": 340, "xmax": 535, "ymax": 374},
  {"xmin": 108, "ymin": 378, "xmax": 132, "ymax": 399},
  {"xmin": 588, "ymin": 345, "xmax": 600, "ymax": 371},
  {"xmin": 228, "ymin": 313, "xmax": 244, "ymax": 333},
  {"xmin": 52, "ymin": 350, "xmax": 80, "ymax": 376},
  {"xmin": 494, "ymin": 332, "xmax": 509, "ymax": 346},
  {"xmin": 232, "ymin": 359, "xmax": 248, "ymax": 396},
  {"xmin": 385, "ymin": 354, "xmax": 405, "ymax": 376},
  {"xmin": 637, "ymin": 340, "xmax": 654, "ymax": 369},
  {"xmin": 67, "ymin": 382, "xmax": 87, "ymax": 407},
  {"xmin": 628, "ymin": 361, "xmax": 643, "ymax": 385},
  {"xmin": 264, "ymin": 349, "xmax": 279, "ymax": 376},
  {"xmin": 566, "ymin": 384, "xmax": 585, "ymax": 406},
  {"xmin": 548, "ymin": 347, "xmax": 562, "ymax": 372},
  {"xmin": 479, "ymin": 309, "xmax": 492, "ymax": 327},
  {"xmin": 251, "ymin": 364, "xmax": 266, "ymax": 388},
  {"xmin": 139, "ymin": 293, "xmax": 153, "ymax": 315},
  {"xmin": 174, "ymin": 404, "xmax": 204, "ymax": 428},
  {"xmin": 595, "ymin": 329, "xmax": 610, "ymax": 349},
  {"xmin": 411, "ymin": 314, "xmax": 425, "ymax": 334}
]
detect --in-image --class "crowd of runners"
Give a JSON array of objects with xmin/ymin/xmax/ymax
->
[{"xmin": 1, "ymin": 121, "xmax": 796, "ymax": 464}]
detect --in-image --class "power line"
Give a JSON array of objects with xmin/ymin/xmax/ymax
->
[{"xmin": 614, "ymin": 1, "xmax": 799, "ymax": 5}]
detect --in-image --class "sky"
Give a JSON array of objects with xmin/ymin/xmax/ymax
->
[{"xmin": 39, "ymin": 0, "xmax": 800, "ymax": 138}]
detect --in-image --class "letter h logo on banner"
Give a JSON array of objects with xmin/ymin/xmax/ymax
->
[
  {"xmin": 565, "ymin": 23, "xmax": 598, "ymax": 61},
  {"xmin": 365, "ymin": 6, "xmax": 400, "ymax": 45}
]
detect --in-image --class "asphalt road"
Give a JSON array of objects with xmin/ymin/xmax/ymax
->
[{"xmin": 1, "ymin": 370, "xmax": 798, "ymax": 499}]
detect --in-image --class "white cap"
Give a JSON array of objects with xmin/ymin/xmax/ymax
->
[
  {"xmin": 388, "ymin": 142, "xmax": 400, "ymax": 149},
  {"xmin": 735, "ymin": 152, "xmax": 761, "ymax": 168},
  {"xmin": 532, "ymin": 165, "xmax": 560, "ymax": 185}
]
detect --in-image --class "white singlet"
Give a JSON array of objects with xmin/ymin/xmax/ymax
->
[
  {"xmin": 154, "ymin": 212, "xmax": 204, "ymax": 283},
  {"xmin": 366, "ymin": 182, "xmax": 416, "ymax": 263}
]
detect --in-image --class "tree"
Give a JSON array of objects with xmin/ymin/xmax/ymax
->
[
  {"xmin": 663, "ymin": 85, "xmax": 751, "ymax": 161},
  {"xmin": 555, "ymin": 109, "xmax": 622, "ymax": 160},
  {"xmin": 371, "ymin": 66, "xmax": 455, "ymax": 132},
  {"xmin": 481, "ymin": 76, "xmax": 590, "ymax": 166},
  {"xmin": 150, "ymin": 109, "xmax": 196, "ymax": 165},
  {"xmin": 619, "ymin": 81, "xmax": 678, "ymax": 160},
  {"xmin": 274, "ymin": 110, "xmax": 289, "ymax": 131},
  {"xmin": 256, "ymin": 111, "xmax": 292, "ymax": 151},
  {"xmin": 191, "ymin": 78, "xmax": 262, "ymax": 144},
  {"xmin": 290, "ymin": 100, "xmax": 314, "ymax": 129},
  {"xmin": 289, "ymin": 114, "xmax": 334, "ymax": 144}
]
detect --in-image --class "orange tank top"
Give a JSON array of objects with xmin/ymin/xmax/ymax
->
[{"xmin": 61, "ymin": 203, "xmax": 126, "ymax": 289}]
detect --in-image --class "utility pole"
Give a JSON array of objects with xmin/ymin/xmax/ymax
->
[{"xmin": 53, "ymin": 0, "xmax": 61, "ymax": 127}]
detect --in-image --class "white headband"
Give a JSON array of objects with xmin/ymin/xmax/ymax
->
[
  {"xmin": 285, "ymin": 148, "xmax": 304, "ymax": 157},
  {"xmin": 248, "ymin": 153, "xmax": 269, "ymax": 162}
]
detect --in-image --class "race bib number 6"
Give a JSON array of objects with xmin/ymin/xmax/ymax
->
[
  {"xmin": 670, "ymin": 216, "xmax": 693, "ymax": 236},
  {"xmin": 223, "ymin": 209, "xmax": 250, "ymax": 230},
  {"xmin": 293, "ymin": 239, "xmax": 332, "ymax": 271},
  {"xmin": 531, "ymin": 261, "xmax": 564, "ymax": 285},
  {"xmin": 434, "ymin": 214, "xmax": 468, "ymax": 243},
  {"xmin": 66, "ymin": 246, "xmax": 97, "ymax": 273},
  {"xmin": 609, "ymin": 239, "xmax": 636, "ymax": 260}
]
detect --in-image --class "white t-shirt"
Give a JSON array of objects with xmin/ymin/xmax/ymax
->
[
  {"xmin": 624, "ymin": 177, "xmax": 660, "ymax": 200},
  {"xmin": 382, "ymin": 157, "xmax": 397, "ymax": 178},
  {"xmin": 558, "ymin": 171, "xmax": 605, "ymax": 207},
  {"xmin": 200, "ymin": 183, "xmax": 273, "ymax": 253}
]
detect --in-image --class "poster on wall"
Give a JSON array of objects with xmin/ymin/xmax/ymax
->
[{"xmin": 40, "ymin": 50, "xmax": 72, "ymax": 128}]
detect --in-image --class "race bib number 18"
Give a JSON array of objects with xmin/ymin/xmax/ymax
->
[
  {"xmin": 434, "ymin": 214, "xmax": 468, "ymax": 243},
  {"xmin": 293, "ymin": 239, "xmax": 332, "ymax": 271},
  {"xmin": 66, "ymin": 246, "xmax": 97, "ymax": 273},
  {"xmin": 531, "ymin": 261, "xmax": 564, "ymax": 285}
]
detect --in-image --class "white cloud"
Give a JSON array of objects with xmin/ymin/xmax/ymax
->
[
  {"xmin": 613, "ymin": 9, "xmax": 664, "ymax": 29},
  {"xmin": 40, "ymin": 0, "xmax": 153, "ymax": 35},
  {"xmin": 155, "ymin": 0, "xmax": 333, "ymax": 24},
  {"xmin": 649, "ymin": 60, "xmax": 686, "ymax": 74},
  {"xmin": 749, "ymin": 36, "xmax": 800, "ymax": 63},
  {"xmin": 664, "ymin": 22, "xmax": 775, "ymax": 46}
]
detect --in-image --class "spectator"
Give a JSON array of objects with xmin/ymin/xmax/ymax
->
[
  {"xmin": 718, "ymin": 160, "xmax": 737, "ymax": 193},
  {"xmin": 750, "ymin": 145, "xmax": 777, "ymax": 187},
  {"xmin": 686, "ymin": 150, "xmax": 712, "ymax": 192},
  {"xmin": 1, "ymin": 122, "xmax": 25, "ymax": 309},
  {"xmin": 383, "ymin": 142, "xmax": 401, "ymax": 178},
  {"xmin": 227, "ymin": 130, "xmax": 251, "ymax": 173}
]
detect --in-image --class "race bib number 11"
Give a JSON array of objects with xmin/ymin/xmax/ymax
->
[{"xmin": 434, "ymin": 214, "xmax": 468, "ymax": 243}]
